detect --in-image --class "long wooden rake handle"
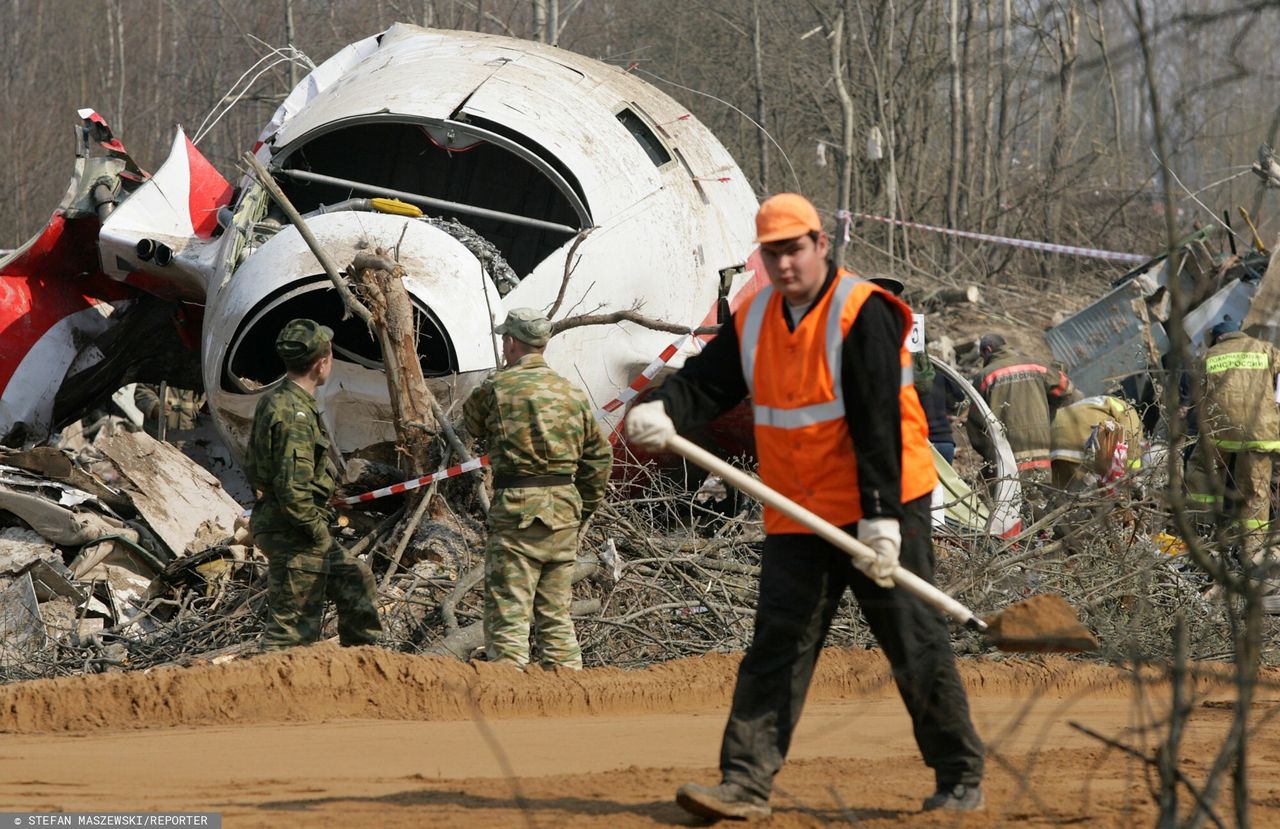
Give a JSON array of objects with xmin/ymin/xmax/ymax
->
[{"xmin": 667, "ymin": 435, "xmax": 989, "ymax": 634}]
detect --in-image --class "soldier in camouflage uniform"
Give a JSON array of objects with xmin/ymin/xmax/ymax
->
[
  {"xmin": 244, "ymin": 319, "xmax": 382, "ymax": 650},
  {"xmin": 462, "ymin": 308, "xmax": 613, "ymax": 670},
  {"xmin": 134, "ymin": 385, "xmax": 204, "ymax": 437}
]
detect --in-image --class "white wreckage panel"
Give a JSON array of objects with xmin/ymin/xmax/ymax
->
[
  {"xmin": 0, "ymin": 435, "xmax": 247, "ymax": 668},
  {"xmin": 94, "ymin": 430, "xmax": 241, "ymax": 558}
]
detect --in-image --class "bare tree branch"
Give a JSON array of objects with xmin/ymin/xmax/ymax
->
[
  {"xmin": 241, "ymin": 151, "xmax": 373, "ymax": 326},
  {"xmin": 546, "ymin": 228, "xmax": 594, "ymax": 320},
  {"xmin": 551, "ymin": 308, "xmax": 718, "ymax": 337}
]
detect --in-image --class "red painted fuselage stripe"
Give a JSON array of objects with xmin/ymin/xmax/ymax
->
[{"xmin": 0, "ymin": 213, "xmax": 135, "ymax": 396}]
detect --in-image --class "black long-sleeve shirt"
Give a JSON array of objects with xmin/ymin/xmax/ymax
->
[{"xmin": 652, "ymin": 265, "xmax": 906, "ymax": 520}]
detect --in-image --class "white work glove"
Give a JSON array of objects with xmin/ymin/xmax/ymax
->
[
  {"xmin": 855, "ymin": 517, "xmax": 901, "ymax": 588},
  {"xmin": 625, "ymin": 400, "xmax": 676, "ymax": 451}
]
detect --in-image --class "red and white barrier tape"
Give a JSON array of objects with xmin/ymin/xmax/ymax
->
[
  {"xmin": 594, "ymin": 331, "xmax": 698, "ymax": 418},
  {"xmin": 337, "ymin": 455, "xmax": 488, "ymax": 506},
  {"xmin": 336, "ymin": 332, "xmax": 697, "ymax": 506},
  {"xmin": 851, "ymin": 212, "xmax": 1148, "ymax": 264}
]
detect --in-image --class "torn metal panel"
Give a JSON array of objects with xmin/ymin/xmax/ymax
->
[
  {"xmin": 932, "ymin": 359, "xmax": 1022, "ymax": 538},
  {"xmin": 1243, "ymin": 233, "xmax": 1280, "ymax": 345},
  {"xmin": 0, "ymin": 110, "xmax": 145, "ymax": 448},
  {"xmin": 0, "ymin": 485, "xmax": 134, "ymax": 547},
  {"xmin": 268, "ymin": 29, "xmax": 524, "ymax": 150},
  {"xmin": 1046, "ymin": 279, "xmax": 1168, "ymax": 397},
  {"xmin": 1183, "ymin": 278, "xmax": 1258, "ymax": 354},
  {"xmin": 20, "ymin": 558, "xmax": 85, "ymax": 604},
  {"xmin": 94, "ymin": 430, "xmax": 240, "ymax": 557},
  {"xmin": 97, "ymin": 128, "xmax": 233, "ymax": 298},
  {"xmin": 0, "ymin": 446, "xmax": 132, "ymax": 514},
  {"xmin": 0, "ymin": 573, "xmax": 46, "ymax": 661},
  {"xmin": 0, "ymin": 462, "xmax": 103, "ymax": 508}
]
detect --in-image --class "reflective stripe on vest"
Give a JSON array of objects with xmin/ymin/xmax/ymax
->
[
  {"xmin": 735, "ymin": 271, "xmax": 937, "ymax": 533},
  {"xmin": 741, "ymin": 278, "xmax": 910, "ymax": 429},
  {"xmin": 978, "ymin": 362, "xmax": 1048, "ymax": 393},
  {"xmin": 1213, "ymin": 438, "xmax": 1280, "ymax": 452},
  {"xmin": 1205, "ymin": 351, "xmax": 1269, "ymax": 373}
]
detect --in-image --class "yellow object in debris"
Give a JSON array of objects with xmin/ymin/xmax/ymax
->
[
  {"xmin": 1238, "ymin": 207, "xmax": 1269, "ymax": 255},
  {"xmin": 371, "ymin": 198, "xmax": 424, "ymax": 218},
  {"xmin": 1151, "ymin": 532, "xmax": 1187, "ymax": 557}
]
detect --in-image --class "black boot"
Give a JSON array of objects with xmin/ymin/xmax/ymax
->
[
  {"xmin": 922, "ymin": 782, "xmax": 984, "ymax": 812},
  {"xmin": 676, "ymin": 782, "xmax": 771, "ymax": 821}
]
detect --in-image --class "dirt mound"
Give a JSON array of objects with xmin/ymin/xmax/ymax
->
[
  {"xmin": 0, "ymin": 645, "xmax": 1161, "ymax": 734},
  {"xmin": 984, "ymin": 593, "xmax": 1100, "ymax": 652}
]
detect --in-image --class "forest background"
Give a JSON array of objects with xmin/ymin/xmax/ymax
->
[{"xmin": 3, "ymin": 0, "xmax": 1280, "ymax": 301}]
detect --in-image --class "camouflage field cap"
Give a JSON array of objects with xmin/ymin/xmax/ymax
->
[
  {"xmin": 495, "ymin": 307, "xmax": 552, "ymax": 347},
  {"xmin": 276, "ymin": 318, "xmax": 334, "ymax": 367}
]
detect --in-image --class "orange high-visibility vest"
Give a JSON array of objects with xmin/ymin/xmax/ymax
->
[{"xmin": 735, "ymin": 270, "xmax": 937, "ymax": 534}]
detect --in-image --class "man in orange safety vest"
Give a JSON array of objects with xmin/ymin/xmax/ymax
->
[{"xmin": 626, "ymin": 193, "xmax": 984, "ymax": 819}]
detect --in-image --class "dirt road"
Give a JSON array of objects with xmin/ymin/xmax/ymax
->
[{"xmin": 1, "ymin": 646, "xmax": 1277, "ymax": 827}]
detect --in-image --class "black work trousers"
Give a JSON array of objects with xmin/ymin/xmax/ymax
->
[{"xmin": 719, "ymin": 496, "xmax": 984, "ymax": 797}]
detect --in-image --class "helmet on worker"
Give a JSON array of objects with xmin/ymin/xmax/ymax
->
[
  {"xmin": 978, "ymin": 333, "xmax": 1006, "ymax": 364},
  {"xmin": 1209, "ymin": 315, "xmax": 1240, "ymax": 345},
  {"xmin": 754, "ymin": 193, "xmax": 830, "ymax": 305}
]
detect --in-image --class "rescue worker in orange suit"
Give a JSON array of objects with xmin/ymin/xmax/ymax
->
[
  {"xmin": 625, "ymin": 193, "xmax": 984, "ymax": 819},
  {"xmin": 969, "ymin": 333, "xmax": 1079, "ymax": 486}
]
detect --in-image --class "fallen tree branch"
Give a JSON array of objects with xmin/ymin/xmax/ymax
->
[
  {"xmin": 551, "ymin": 308, "xmax": 719, "ymax": 337},
  {"xmin": 382, "ymin": 484, "xmax": 436, "ymax": 588},
  {"xmin": 440, "ymin": 563, "xmax": 485, "ymax": 636},
  {"xmin": 430, "ymin": 399, "xmax": 489, "ymax": 515}
]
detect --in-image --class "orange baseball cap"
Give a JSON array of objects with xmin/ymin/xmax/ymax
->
[{"xmin": 754, "ymin": 193, "xmax": 823, "ymax": 243}]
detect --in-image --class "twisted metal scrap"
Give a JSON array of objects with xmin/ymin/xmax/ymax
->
[{"xmin": 2, "ymin": 458, "xmax": 1275, "ymax": 684}]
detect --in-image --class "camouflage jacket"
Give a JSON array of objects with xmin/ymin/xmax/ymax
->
[
  {"xmin": 134, "ymin": 385, "xmax": 203, "ymax": 433},
  {"xmin": 244, "ymin": 380, "xmax": 336, "ymax": 545},
  {"xmin": 463, "ymin": 354, "xmax": 613, "ymax": 532},
  {"xmin": 970, "ymin": 346, "xmax": 1080, "ymax": 470},
  {"xmin": 1201, "ymin": 332, "xmax": 1280, "ymax": 450}
]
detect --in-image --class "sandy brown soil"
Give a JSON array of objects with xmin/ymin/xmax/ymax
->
[{"xmin": 1, "ymin": 646, "xmax": 1278, "ymax": 827}]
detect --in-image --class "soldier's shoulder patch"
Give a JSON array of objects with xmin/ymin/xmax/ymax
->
[{"xmin": 294, "ymin": 411, "xmax": 308, "ymax": 421}]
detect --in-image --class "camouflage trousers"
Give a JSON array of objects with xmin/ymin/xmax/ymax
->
[
  {"xmin": 484, "ymin": 523, "xmax": 582, "ymax": 670},
  {"xmin": 257, "ymin": 533, "xmax": 382, "ymax": 651}
]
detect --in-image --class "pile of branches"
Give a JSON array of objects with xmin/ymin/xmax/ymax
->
[{"xmin": 3, "ymin": 453, "xmax": 1276, "ymax": 684}]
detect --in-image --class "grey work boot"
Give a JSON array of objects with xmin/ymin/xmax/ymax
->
[
  {"xmin": 922, "ymin": 783, "xmax": 984, "ymax": 812},
  {"xmin": 676, "ymin": 782, "xmax": 771, "ymax": 821}
]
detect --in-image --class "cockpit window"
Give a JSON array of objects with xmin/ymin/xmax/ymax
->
[{"xmin": 616, "ymin": 107, "xmax": 672, "ymax": 167}]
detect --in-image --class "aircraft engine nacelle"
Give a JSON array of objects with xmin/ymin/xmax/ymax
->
[{"xmin": 203, "ymin": 211, "xmax": 503, "ymax": 455}]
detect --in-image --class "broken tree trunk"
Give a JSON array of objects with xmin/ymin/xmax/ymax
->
[
  {"xmin": 350, "ymin": 250, "xmax": 438, "ymax": 476},
  {"xmin": 925, "ymin": 285, "xmax": 983, "ymax": 308},
  {"xmin": 347, "ymin": 250, "xmax": 458, "ymax": 575}
]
